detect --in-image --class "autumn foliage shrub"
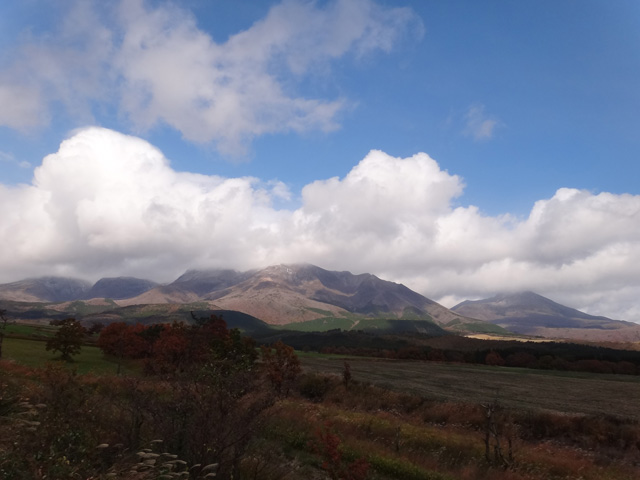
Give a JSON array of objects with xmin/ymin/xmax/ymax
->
[
  {"xmin": 485, "ymin": 350, "xmax": 505, "ymax": 366},
  {"xmin": 261, "ymin": 340, "xmax": 302, "ymax": 396},
  {"xmin": 98, "ymin": 322, "xmax": 154, "ymax": 358},
  {"xmin": 310, "ymin": 421, "xmax": 370, "ymax": 480},
  {"xmin": 298, "ymin": 373, "xmax": 336, "ymax": 402},
  {"xmin": 0, "ymin": 316, "xmax": 292, "ymax": 479},
  {"xmin": 97, "ymin": 314, "xmax": 256, "ymax": 375}
]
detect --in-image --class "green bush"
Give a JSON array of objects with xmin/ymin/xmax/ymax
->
[{"xmin": 367, "ymin": 453, "xmax": 456, "ymax": 480}]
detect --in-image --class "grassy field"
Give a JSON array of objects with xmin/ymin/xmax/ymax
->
[
  {"xmin": 465, "ymin": 333, "xmax": 554, "ymax": 342},
  {"xmin": 4, "ymin": 330, "xmax": 640, "ymax": 419},
  {"xmin": 282, "ymin": 316, "xmax": 359, "ymax": 331},
  {"xmin": 5, "ymin": 322, "xmax": 57, "ymax": 337},
  {"xmin": 2, "ymin": 336, "xmax": 138, "ymax": 375},
  {"xmin": 301, "ymin": 355, "xmax": 640, "ymax": 419}
]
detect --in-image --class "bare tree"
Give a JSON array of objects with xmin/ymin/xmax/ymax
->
[
  {"xmin": 342, "ymin": 360, "xmax": 352, "ymax": 390},
  {"xmin": 482, "ymin": 397, "xmax": 515, "ymax": 468}
]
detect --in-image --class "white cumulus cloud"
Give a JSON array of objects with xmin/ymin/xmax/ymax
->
[{"xmin": 2, "ymin": 127, "xmax": 640, "ymax": 322}]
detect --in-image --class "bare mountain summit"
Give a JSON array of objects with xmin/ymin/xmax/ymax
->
[
  {"xmin": 121, "ymin": 264, "xmax": 463, "ymax": 326},
  {"xmin": 452, "ymin": 291, "xmax": 640, "ymax": 342},
  {"xmin": 117, "ymin": 269, "xmax": 255, "ymax": 305},
  {"xmin": 0, "ymin": 277, "xmax": 91, "ymax": 303},
  {"xmin": 82, "ymin": 277, "xmax": 158, "ymax": 300}
]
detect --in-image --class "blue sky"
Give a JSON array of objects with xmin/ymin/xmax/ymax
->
[{"xmin": 1, "ymin": 0, "xmax": 639, "ymax": 321}]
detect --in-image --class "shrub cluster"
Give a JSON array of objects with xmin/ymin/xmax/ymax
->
[{"xmin": 0, "ymin": 318, "xmax": 305, "ymax": 479}]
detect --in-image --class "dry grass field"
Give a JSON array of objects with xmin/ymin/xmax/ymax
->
[
  {"xmin": 3, "ymin": 334, "xmax": 640, "ymax": 479},
  {"xmin": 300, "ymin": 354, "xmax": 640, "ymax": 419}
]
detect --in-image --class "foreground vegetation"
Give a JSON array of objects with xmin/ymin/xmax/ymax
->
[
  {"xmin": 2, "ymin": 359, "xmax": 640, "ymax": 479},
  {"xmin": 1, "ymin": 320, "xmax": 640, "ymax": 479}
]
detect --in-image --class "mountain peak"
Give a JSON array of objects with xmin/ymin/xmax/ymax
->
[
  {"xmin": 83, "ymin": 277, "xmax": 158, "ymax": 300},
  {"xmin": 451, "ymin": 290, "xmax": 636, "ymax": 340},
  {"xmin": 0, "ymin": 276, "xmax": 91, "ymax": 303}
]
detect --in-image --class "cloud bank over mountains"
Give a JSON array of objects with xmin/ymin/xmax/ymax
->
[
  {"xmin": 0, "ymin": 0, "xmax": 422, "ymax": 153},
  {"xmin": 1, "ymin": 1, "xmax": 638, "ymax": 323},
  {"xmin": 1, "ymin": 127, "xmax": 639, "ymax": 322}
]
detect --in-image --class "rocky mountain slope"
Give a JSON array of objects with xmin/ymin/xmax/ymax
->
[
  {"xmin": 0, "ymin": 277, "xmax": 92, "ymax": 303},
  {"xmin": 121, "ymin": 264, "xmax": 464, "ymax": 326},
  {"xmin": 452, "ymin": 291, "xmax": 640, "ymax": 342},
  {"xmin": 82, "ymin": 277, "xmax": 159, "ymax": 300},
  {"xmin": 0, "ymin": 264, "xmax": 469, "ymax": 328}
]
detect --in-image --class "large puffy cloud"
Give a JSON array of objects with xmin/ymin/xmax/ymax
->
[
  {"xmin": 2, "ymin": 127, "xmax": 640, "ymax": 322},
  {"xmin": 0, "ymin": 0, "xmax": 422, "ymax": 153},
  {"xmin": 1, "ymin": 127, "xmax": 289, "ymax": 279}
]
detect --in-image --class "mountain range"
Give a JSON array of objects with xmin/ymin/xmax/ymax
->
[
  {"xmin": 0, "ymin": 264, "xmax": 638, "ymax": 341},
  {"xmin": 0, "ymin": 264, "xmax": 456, "ymax": 318},
  {"xmin": 0, "ymin": 276, "xmax": 158, "ymax": 302}
]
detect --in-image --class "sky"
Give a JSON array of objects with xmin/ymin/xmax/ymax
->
[{"xmin": 0, "ymin": 0, "xmax": 639, "ymax": 321}]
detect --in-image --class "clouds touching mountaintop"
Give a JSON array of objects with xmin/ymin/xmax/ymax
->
[
  {"xmin": 2, "ymin": 127, "xmax": 640, "ymax": 322},
  {"xmin": 1, "ymin": 1, "xmax": 639, "ymax": 323}
]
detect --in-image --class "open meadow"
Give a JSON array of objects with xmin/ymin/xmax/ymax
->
[
  {"xmin": 5, "ymin": 328, "xmax": 640, "ymax": 420},
  {"xmin": 300, "ymin": 354, "xmax": 640, "ymax": 419},
  {"xmin": 3, "ymin": 333, "xmax": 139, "ymax": 375},
  {"xmin": 9, "ymin": 330, "xmax": 640, "ymax": 420}
]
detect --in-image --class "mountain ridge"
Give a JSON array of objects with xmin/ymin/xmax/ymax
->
[
  {"xmin": 2, "ymin": 269, "xmax": 636, "ymax": 341},
  {"xmin": 0, "ymin": 276, "xmax": 92, "ymax": 303},
  {"xmin": 452, "ymin": 291, "xmax": 640, "ymax": 341},
  {"xmin": 82, "ymin": 277, "xmax": 160, "ymax": 300},
  {"xmin": 0, "ymin": 264, "xmax": 467, "ymax": 328}
]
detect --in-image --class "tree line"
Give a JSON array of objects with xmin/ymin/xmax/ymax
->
[{"xmin": 266, "ymin": 329, "xmax": 640, "ymax": 376}]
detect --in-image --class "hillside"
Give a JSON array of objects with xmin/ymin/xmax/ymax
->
[
  {"xmin": 4, "ymin": 271, "xmax": 638, "ymax": 341},
  {"xmin": 120, "ymin": 264, "xmax": 468, "ymax": 327},
  {"xmin": 82, "ymin": 277, "xmax": 158, "ymax": 300},
  {"xmin": 0, "ymin": 277, "xmax": 91, "ymax": 303},
  {"xmin": 0, "ymin": 264, "xmax": 476, "ymax": 331},
  {"xmin": 452, "ymin": 291, "xmax": 640, "ymax": 342}
]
